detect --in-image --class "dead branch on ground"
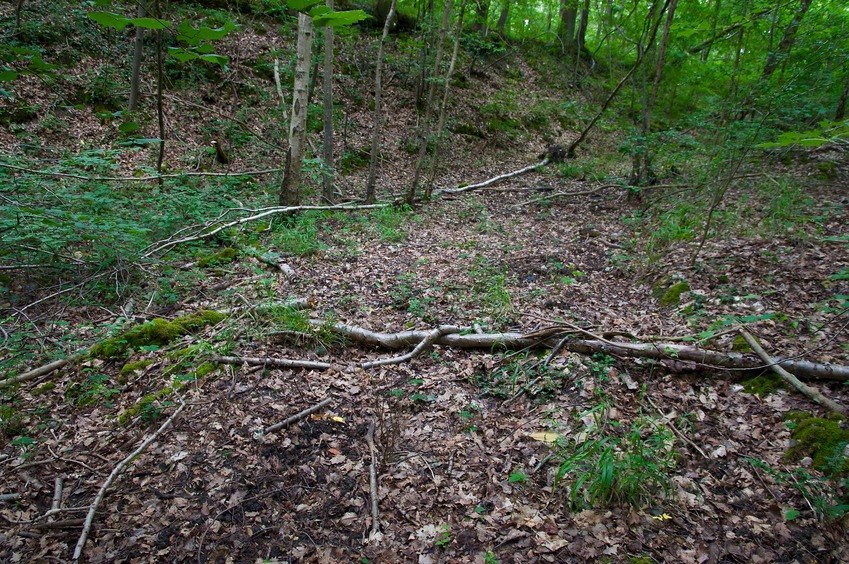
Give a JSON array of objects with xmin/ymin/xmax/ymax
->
[
  {"xmin": 739, "ymin": 328, "xmax": 847, "ymax": 415},
  {"xmin": 365, "ymin": 420, "xmax": 383, "ymax": 543},
  {"xmin": 73, "ymin": 398, "xmax": 186, "ymax": 561},
  {"xmin": 435, "ymin": 159, "xmax": 549, "ymax": 196},
  {"xmin": 265, "ymin": 397, "xmax": 333, "ymax": 434}
]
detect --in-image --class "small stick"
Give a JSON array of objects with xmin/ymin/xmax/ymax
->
[
  {"xmin": 73, "ymin": 399, "xmax": 186, "ymax": 561},
  {"xmin": 265, "ymin": 398, "xmax": 332, "ymax": 434},
  {"xmin": 739, "ymin": 328, "xmax": 847, "ymax": 415},
  {"xmin": 360, "ymin": 327, "xmax": 457, "ymax": 369},
  {"xmin": 0, "ymin": 493, "xmax": 21, "ymax": 502},
  {"xmin": 365, "ymin": 420, "xmax": 382, "ymax": 542},
  {"xmin": 49, "ymin": 477, "xmax": 63, "ymax": 522}
]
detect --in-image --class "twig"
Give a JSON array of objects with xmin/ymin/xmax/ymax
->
[
  {"xmin": 0, "ymin": 353, "xmax": 86, "ymax": 389},
  {"xmin": 738, "ymin": 328, "xmax": 847, "ymax": 415},
  {"xmin": 73, "ymin": 399, "xmax": 186, "ymax": 561},
  {"xmin": 213, "ymin": 355, "xmax": 332, "ymax": 372},
  {"xmin": 365, "ymin": 420, "xmax": 382, "ymax": 542},
  {"xmin": 0, "ymin": 493, "xmax": 21, "ymax": 501},
  {"xmin": 265, "ymin": 397, "xmax": 332, "ymax": 434},
  {"xmin": 644, "ymin": 395, "xmax": 708, "ymax": 459},
  {"xmin": 436, "ymin": 159, "xmax": 549, "ymax": 195},
  {"xmin": 513, "ymin": 184, "xmax": 615, "ymax": 207},
  {"xmin": 50, "ymin": 477, "xmax": 63, "ymax": 522}
]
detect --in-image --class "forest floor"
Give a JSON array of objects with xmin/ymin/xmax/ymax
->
[{"xmin": 2, "ymin": 5, "xmax": 849, "ymax": 562}]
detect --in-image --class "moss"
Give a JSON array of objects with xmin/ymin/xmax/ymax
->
[
  {"xmin": 118, "ymin": 387, "xmax": 173, "ymax": 425},
  {"xmin": 732, "ymin": 334, "xmax": 751, "ymax": 353},
  {"xmin": 740, "ymin": 373, "xmax": 784, "ymax": 395},
  {"xmin": 120, "ymin": 359, "xmax": 154, "ymax": 375},
  {"xmin": 659, "ymin": 281, "xmax": 690, "ymax": 306},
  {"xmin": 32, "ymin": 382, "xmax": 56, "ymax": 395},
  {"xmin": 194, "ymin": 362, "xmax": 216, "ymax": 378},
  {"xmin": 91, "ymin": 310, "xmax": 226, "ymax": 359},
  {"xmin": 817, "ymin": 161, "xmax": 837, "ymax": 180},
  {"xmin": 197, "ymin": 247, "xmax": 237, "ymax": 268},
  {"xmin": 784, "ymin": 411, "xmax": 849, "ymax": 476}
]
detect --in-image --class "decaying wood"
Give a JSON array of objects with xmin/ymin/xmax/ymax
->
[
  {"xmin": 213, "ymin": 355, "xmax": 332, "ymax": 372},
  {"xmin": 739, "ymin": 328, "xmax": 847, "ymax": 415},
  {"xmin": 365, "ymin": 420, "xmax": 382, "ymax": 543},
  {"xmin": 265, "ymin": 397, "xmax": 332, "ymax": 434},
  {"xmin": 0, "ymin": 353, "xmax": 86, "ymax": 389},
  {"xmin": 73, "ymin": 399, "xmax": 186, "ymax": 562}
]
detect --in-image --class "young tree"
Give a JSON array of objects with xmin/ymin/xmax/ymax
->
[
  {"xmin": 321, "ymin": 0, "xmax": 335, "ymax": 204},
  {"xmin": 128, "ymin": 0, "xmax": 147, "ymax": 112},
  {"xmin": 760, "ymin": 0, "xmax": 813, "ymax": 84},
  {"xmin": 280, "ymin": 13, "xmax": 314, "ymax": 206},
  {"xmin": 365, "ymin": 0, "xmax": 397, "ymax": 204}
]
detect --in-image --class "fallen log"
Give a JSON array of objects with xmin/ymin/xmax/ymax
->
[{"xmin": 310, "ymin": 321, "xmax": 849, "ymax": 382}]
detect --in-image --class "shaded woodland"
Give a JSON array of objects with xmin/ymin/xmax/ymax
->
[{"xmin": 1, "ymin": 0, "xmax": 848, "ymax": 561}]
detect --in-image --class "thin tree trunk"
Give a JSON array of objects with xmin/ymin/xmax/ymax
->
[
  {"xmin": 566, "ymin": 0, "xmax": 670, "ymax": 159},
  {"xmin": 836, "ymin": 74, "xmax": 849, "ymax": 121},
  {"xmin": 128, "ymin": 0, "xmax": 147, "ymax": 112},
  {"xmin": 366, "ymin": 0, "xmax": 397, "ymax": 204},
  {"xmin": 701, "ymin": 0, "xmax": 721, "ymax": 62},
  {"xmin": 558, "ymin": 0, "xmax": 578, "ymax": 53},
  {"xmin": 14, "ymin": 0, "xmax": 25, "ymax": 31},
  {"xmin": 280, "ymin": 14, "xmax": 314, "ymax": 206},
  {"xmin": 495, "ymin": 0, "xmax": 508, "ymax": 34},
  {"xmin": 760, "ymin": 0, "xmax": 813, "ymax": 83},
  {"xmin": 407, "ymin": 0, "xmax": 452, "ymax": 205},
  {"xmin": 154, "ymin": 0, "xmax": 165, "ymax": 187},
  {"xmin": 425, "ymin": 0, "xmax": 466, "ymax": 198},
  {"xmin": 321, "ymin": 0, "xmax": 335, "ymax": 204}
]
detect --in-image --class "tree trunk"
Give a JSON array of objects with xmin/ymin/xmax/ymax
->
[
  {"xmin": 558, "ymin": 0, "xmax": 578, "ymax": 53},
  {"xmin": 836, "ymin": 73, "xmax": 849, "ymax": 121},
  {"xmin": 321, "ymin": 0, "xmax": 335, "ymax": 204},
  {"xmin": 154, "ymin": 0, "xmax": 165, "ymax": 185},
  {"xmin": 425, "ymin": 0, "xmax": 466, "ymax": 198},
  {"xmin": 701, "ymin": 0, "xmax": 721, "ymax": 62},
  {"xmin": 365, "ymin": 0, "xmax": 397, "ymax": 204},
  {"xmin": 128, "ymin": 0, "xmax": 147, "ymax": 112},
  {"xmin": 407, "ymin": 0, "xmax": 452, "ymax": 205},
  {"xmin": 471, "ymin": 0, "xmax": 490, "ymax": 34},
  {"xmin": 280, "ymin": 14, "xmax": 314, "ymax": 207},
  {"xmin": 637, "ymin": 0, "xmax": 677, "ymax": 185},
  {"xmin": 495, "ymin": 0, "xmax": 508, "ymax": 34},
  {"xmin": 760, "ymin": 0, "xmax": 813, "ymax": 83}
]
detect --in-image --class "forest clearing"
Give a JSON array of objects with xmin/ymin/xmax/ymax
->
[{"xmin": 1, "ymin": 0, "xmax": 848, "ymax": 562}]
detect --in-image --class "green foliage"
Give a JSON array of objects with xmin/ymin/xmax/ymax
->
[
  {"xmin": 0, "ymin": 404, "xmax": 25, "ymax": 438},
  {"xmin": 272, "ymin": 212, "xmax": 328, "ymax": 256},
  {"xmin": 740, "ymin": 374, "xmax": 785, "ymax": 396},
  {"xmin": 196, "ymin": 247, "xmax": 237, "ymax": 268},
  {"xmin": 748, "ymin": 458, "xmax": 849, "ymax": 522},
  {"xmin": 435, "ymin": 524, "xmax": 451, "ymax": 548},
  {"xmin": 65, "ymin": 370, "xmax": 121, "ymax": 407},
  {"xmin": 555, "ymin": 405, "xmax": 676, "ymax": 509}
]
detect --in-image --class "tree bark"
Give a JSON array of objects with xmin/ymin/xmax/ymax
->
[
  {"xmin": 835, "ymin": 73, "xmax": 849, "ymax": 121},
  {"xmin": 128, "ymin": 0, "xmax": 147, "ymax": 112},
  {"xmin": 558, "ymin": 0, "xmax": 578, "ymax": 52},
  {"xmin": 280, "ymin": 14, "xmax": 314, "ymax": 207},
  {"xmin": 407, "ymin": 0, "xmax": 452, "ymax": 205},
  {"xmin": 366, "ymin": 0, "xmax": 397, "ymax": 204},
  {"xmin": 321, "ymin": 0, "xmax": 335, "ymax": 204},
  {"xmin": 760, "ymin": 0, "xmax": 813, "ymax": 83},
  {"xmin": 495, "ymin": 0, "xmax": 508, "ymax": 34},
  {"xmin": 701, "ymin": 0, "xmax": 721, "ymax": 62},
  {"xmin": 425, "ymin": 0, "xmax": 466, "ymax": 198}
]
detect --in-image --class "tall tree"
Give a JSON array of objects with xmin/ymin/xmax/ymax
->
[
  {"xmin": 280, "ymin": 13, "xmax": 314, "ymax": 206},
  {"xmin": 321, "ymin": 0, "xmax": 335, "ymax": 204},
  {"xmin": 760, "ymin": 0, "xmax": 813, "ymax": 83},
  {"xmin": 365, "ymin": 0, "xmax": 397, "ymax": 204},
  {"xmin": 558, "ymin": 0, "xmax": 578, "ymax": 53}
]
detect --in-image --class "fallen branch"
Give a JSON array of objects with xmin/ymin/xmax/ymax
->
[
  {"xmin": 436, "ymin": 159, "xmax": 549, "ymax": 196},
  {"xmin": 0, "ymin": 353, "xmax": 86, "ymax": 389},
  {"xmin": 73, "ymin": 398, "xmax": 186, "ymax": 561},
  {"xmin": 213, "ymin": 355, "xmax": 332, "ymax": 372},
  {"xmin": 359, "ymin": 326, "xmax": 460, "ymax": 369},
  {"xmin": 265, "ymin": 397, "xmax": 332, "ymax": 434},
  {"xmin": 739, "ymin": 328, "xmax": 847, "ymax": 415},
  {"xmin": 365, "ymin": 420, "xmax": 383, "ymax": 543}
]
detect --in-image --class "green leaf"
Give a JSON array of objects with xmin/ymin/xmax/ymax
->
[
  {"xmin": 118, "ymin": 121, "xmax": 140, "ymax": 134},
  {"xmin": 313, "ymin": 9, "xmax": 370, "ymax": 27},
  {"xmin": 88, "ymin": 11, "xmax": 132, "ymax": 30},
  {"xmin": 129, "ymin": 17, "xmax": 170, "ymax": 30},
  {"xmin": 199, "ymin": 54, "xmax": 228, "ymax": 67},
  {"xmin": 784, "ymin": 508, "xmax": 800, "ymax": 521},
  {"xmin": 167, "ymin": 47, "xmax": 199, "ymax": 63},
  {"xmin": 176, "ymin": 20, "xmax": 238, "ymax": 45},
  {"xmin": 287, "ymin": 0, "xmax": 323, "ymax": 10},
  {"xmin": 0, "ymin": 69, "xmax": 17, "ymax": 82}
]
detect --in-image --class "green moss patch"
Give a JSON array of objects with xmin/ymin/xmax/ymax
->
[
  {"xmin": 197, "ymin": 247, "xmax": 237, "ymax": 268},
  {"xmin": 784, "ymin": 411, "xmax": 849, "ymax": 476},
  {"xmin": 91, "ymin": 310, "xmax": 226, "ymax": 359},
  {"xmin": 120, "ymin": 359, "xmax": 154, "ymax": 375},
  {"xmin": 740, "ymin": 373, "xmax": 784, "ymax": 395},
  {"xmin": 657, "ymin": 281, "xmax": 690, "ymax": 306}
]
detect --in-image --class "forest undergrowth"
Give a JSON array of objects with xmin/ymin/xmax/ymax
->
[{"xmin": 1, "ymin": 1, "xmax": 849, "ymax": 562}]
